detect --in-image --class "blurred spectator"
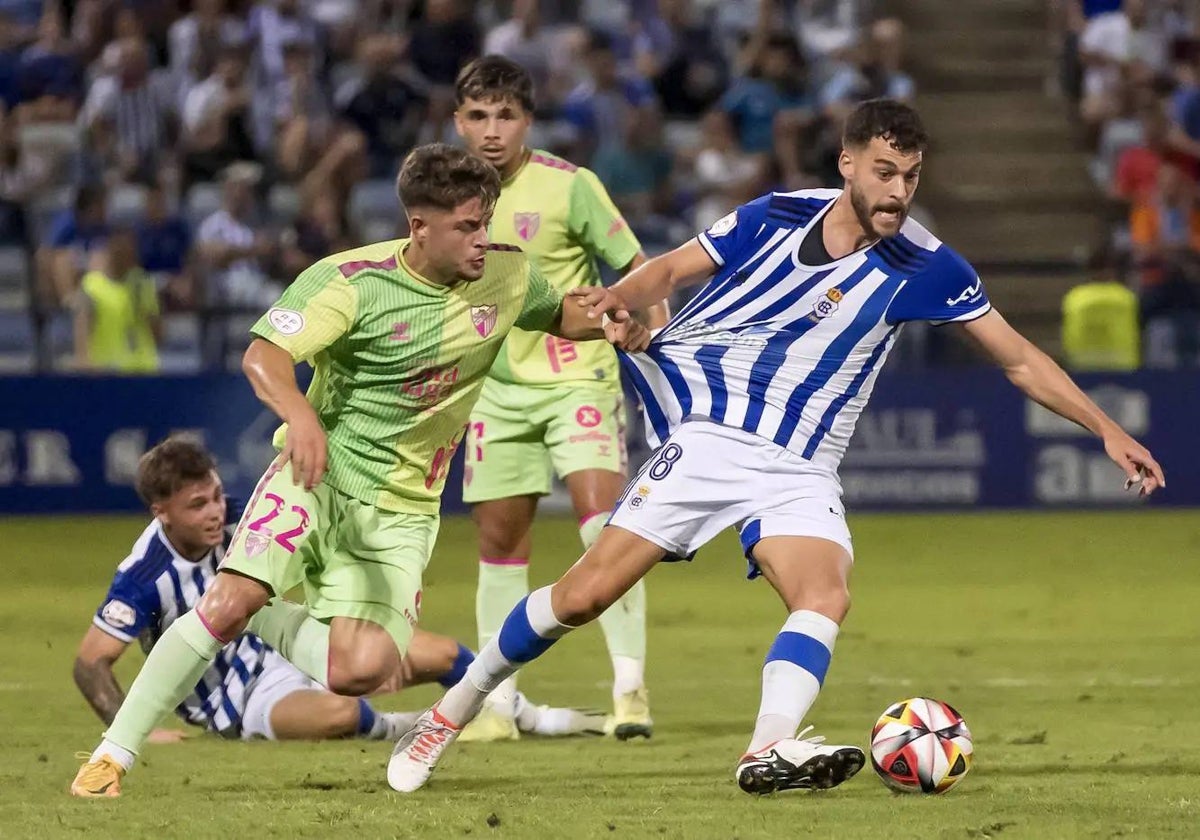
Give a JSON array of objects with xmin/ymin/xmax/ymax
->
[
  {"xmin": 562, "ymin": 29, "xmax": 656, "ymax": 161},
  {"xmin": 1078, "ymin": 1, "xmax": 1134, "ymax": 133},
  {"xmin": 590, "ymin": 105, "xmax": 673, "ymax": 229},
  {"xmin": 16, "ymin": 4, "xmax": 84, "ymax": 122},
  {"xmin": 639, "ymin": 0, "xmax": 728, "ymax": 118},
  {"xmin": 408, "ymin": 0, "xmax": 480, "ymax": 87},
  {"xmin": 247, "ymin": 0, "xmax": 324, "ymax": 94},
  {"xmin": 792, "ymin": 0, "xmax": 865, "ymax": 61},
  {"xmin": 687, "ymin": 108, "xmax": 763, "ymax": 230},
  {"xmin": 71, "ymin": 226, "xmax": 160, "ymax": 372},
  {"xmin": 720, "ymin": 27, "xmax": 813, "ymax": 158},
  {"xmin": 0, "ymin": 12, "xmax": 25, "ymax": 112},
  {"xmin": 182, "ymin": 43, "xmax": 256, "ymax": 188},
  {"xmin": 270, "ymin": 38, "xmax": 365, "ymax": 201},
  {"xmin": 195, "ymin": 161, "xmax": 278, "ymax": 308},
  {"xmin": 80, "ymin": 37, "xmax": 176, "ymax": 182},
  {"xmin": 483, "ymin": 0, "xmax": 559, "ymax": 105},
  {"xmin": 167, "ymin": 0, "xmax": 247, "ymax": 105},
  {"xmin": 279, "ymin": 189, "xmax": 354, "ymax": 277},
  {"xmin": 819, "ymin": 18, "xmax": 916, "ymax": 122},
  {"xmin": 36, "ymin": 181, "xmax": 108, "ymax": 306},
  {"xmin": 336, "ymin": 34, "xmax": 428, "ymax": 178},
  {"xmin": 0, "ymin": 103, "xmax": 51, "ymax": 246},
  {"xmin": 1112, "ymin": 98, "xmax": 1197, "ymax": 203},
  {"xmin": 0, "ymin": 0, "xmax": 41, "ymax": 40},
  {"xmin": 136, "ymin": 178, "xmax": 192, "ymax": 307}
]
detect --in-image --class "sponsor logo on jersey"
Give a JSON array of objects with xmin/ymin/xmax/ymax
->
[
  {"xmin": 576, "ymin": 405, "xmax": 602, "ymax": 427},
  {"xmin": 607, "ymin": 217, "xmax": 628, "ymax": 237},
  {"xmin": 513, "ymin": 212, "xmax": 540, "ymax": 241},
  {"xmin": 669, "ymin": 321, "xmax": 769, "ymax": 348},
  {"xmin": 471, "ymin": 304, "xmax": 498, "ymax": 338},
  {"xmin": 708, "ymin": 211, "xmax": 737, "ymax": 237},
  {"xmin": 389, "ymin": 322, "xmax": 411, "ymax": 343},
  {"xmin": 101, "ymin": 599, "xmax": 136, "ymax": 628},
  {"xmin": 402, "ymin": 366, "xmax": 461, "ymax": 405},
  {"xmin": 267, "ymin": 308, "xmax": 305, "ymax": 335},
  {"xmin": 945, "ymin": 279, "xmax": 982, "ymax": 307}
]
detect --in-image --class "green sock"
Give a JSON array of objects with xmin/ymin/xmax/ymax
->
[
  {"xmin": 103, "ymin": 610, "xmax": 224, "ymax": 759},
  {"xmin": 476, "ymin": 557, "xmax": 529, "ymax": 706},
  {"xmin": 583, "ymin": 513, "xmax": 648, "ymax": 672},
  {"xmin": 245, "ymin": 598, "xmax": 330, "ymax": 686}
]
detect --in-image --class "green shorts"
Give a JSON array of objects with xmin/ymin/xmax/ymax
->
[
  {"xmin": 222, "ymin": 458, "xmax": 438, "ymax": 654},
  {"xmin": 463, "ymin": 379, "xmax": 627, "ymax": 504}
]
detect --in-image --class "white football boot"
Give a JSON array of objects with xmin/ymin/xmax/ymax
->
[
  {"xmin": 735, "ymin": 726, "xmax": 865, "ymax": 795},
  {"xmin": 387, "ymin": 706, "xmax": 461, "ymax": 793}
]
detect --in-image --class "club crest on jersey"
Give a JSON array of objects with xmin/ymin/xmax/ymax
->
[
  {"xmin": 514, "ymin": 212, "xmax": 540, "ymax": 241},
  {"xmin": 629, "ymin": 485, "xmax": 651, "ymax": 509},
  {"xmin": 471, "ymin": 304, "xmax": 498, "ymax": 338},
  {"xmin": 808, "ymin": 287, "xmax": 842, "ymax": 321},
  {"xmin": 244, "ymin": 531, "xmax": 271, "ymax": 558}
]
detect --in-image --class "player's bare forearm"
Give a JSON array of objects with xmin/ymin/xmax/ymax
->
[
  {"xmin": 73, "ymin": 656, "xmax": 126, "ymax": 725},
  {"xmin": 608, "ymin": 240, "xmax": 715, "ymax": 312},
  {"xmin": 242, "ymin": 338, "xmax": 313, "ymax": 424},
  {"xmin": 964, "ymin": 309, "xmax": 1164, "ymax": 492},
  {"xmin": 550, "ymin": 303, "xmax": 652, "ymax": 351},
  {"xmin": 617, "ymin": 252, "xmax": 669, "ymax": 328}
]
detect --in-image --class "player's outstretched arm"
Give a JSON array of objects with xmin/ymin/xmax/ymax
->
[
  {"xmin": 574, "ymin": 239, "xmax": 718, "ymax": 321},
  {"xmin": 74, "ymin": 626, "xmax": 131, "ymax": 726},
  {"xmin": 962, "ymin": 309, "xmax": 1165, "ymax": 495},
  {"xmin": 551, "ymin": 302, "xmax": 652, "ymax": 352},
  {"xmin": 243, "ymin": 338, "xmax": 327, "ymax": 489}
]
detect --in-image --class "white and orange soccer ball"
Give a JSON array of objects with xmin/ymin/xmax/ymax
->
[{"xmin": 870, "ymin": 697, "xmax": 973, "ymax": 794}]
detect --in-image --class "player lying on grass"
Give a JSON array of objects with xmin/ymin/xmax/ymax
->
[
  {"xmin": 74, "ymin": 438, "xmax": 601, "ymax": 748},
  {"xmin": 387, "ymin": 99, "xmax": 1166, "ymax": 795},
  {"xmin": 453, "ymin": 55, "xmax": 670, "ymax": 742},
  {"xmin": 71, "ymin": 143, "xmax": 649, "ymax": 798}
]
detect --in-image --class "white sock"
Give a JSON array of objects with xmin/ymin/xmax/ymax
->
[
  {"xmin": 92, "ymin": 739, "xmax": 135, "ymax": 770},
  {"xmin": 438, "ymin": 586, "xmax": 573, "ymax": 726},
  {"xmin": 611, "ymin": 654, "xmax": 645, "ymax": 698},
  {"xmin": 483, "ymin": 677, "xmax": 518, "ymax": 716},
  {"xmin": 746, "ymin": 610, "xmax": 840, "ymax": 755}
]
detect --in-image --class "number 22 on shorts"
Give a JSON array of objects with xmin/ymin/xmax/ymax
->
[{"xmin": 246, "ymin": 492, "xmax": 312, "ymax": 553}]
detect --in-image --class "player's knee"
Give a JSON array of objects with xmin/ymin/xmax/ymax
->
[
  {"xmin": 476, "ymin": 518, "xmax": 523, "ymax": 559},
  {"xmin": 327, "ymin": 644, "xmax": 393, "ymax": 696},
  {"xmin": 196, "ymin": 574, "xmax": 270, "ymax": 641},
  {"xmin": 803, "ymin": 586, "xmax": 851, "ymax": 624},
  {"xmin": 552, "ymin": 582, "xmax": 610, "ymax": 626}
]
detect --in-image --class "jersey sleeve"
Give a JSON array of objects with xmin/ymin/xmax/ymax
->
[
  {"xmin": 885, "ymin": 245, "xmax": 992, "ymax": 326},
  {"xmin": 695, "ymin": 194, "xmax": 773, "ymax": 268},
  {"xmin": 567, "ymin": 167, "xmax": 642, "ymax": 271},
  {"xmin": 250, "ymin": 260, "xmax": 358, "ymax": 361},
  {"xmin": 515, "ymin": 259, "xmax": 563, "ymax": 331},
  {"xmin": 93, "ymin": 569, "xmax": 161, "ymax": 644}
]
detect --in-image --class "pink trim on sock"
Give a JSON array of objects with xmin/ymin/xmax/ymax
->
[
  {"xmin": 480, "ymin": 556, "xmax": 529, "ymax": 566},
  {"xmin": 194, "ymin": 608, "xmax": 232, "ymax": 645},
  {"xmin": 578, "ymin": 511, "xmax": 608, "ymax": 528}
]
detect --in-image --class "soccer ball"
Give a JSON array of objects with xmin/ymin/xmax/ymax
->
[{"xmin": 870, "ymin": 697, "xmax": 973, "ymax": 794}]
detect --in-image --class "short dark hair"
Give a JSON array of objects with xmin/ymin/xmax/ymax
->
[
  {"xmin": 842, "ymin": 99, "xmax": 929, "ymax": 154},
  {"xmin": 135, "ymin": 437, "xmax": 217, "ymax": 506},
  {"xmin": 455, "ymin": 55, "xmax": 535, "ymax": 113},
  {"xmin": 396, "ymin": 142, "xmax": 501, "ymax": 213}
]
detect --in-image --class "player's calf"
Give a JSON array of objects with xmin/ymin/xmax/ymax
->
[{"xmin": 327, "ymin": 618, "xmax": 401, "ymax": 695}]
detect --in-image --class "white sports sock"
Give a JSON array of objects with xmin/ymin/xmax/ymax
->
[
  {"xmin": 91, "ymin": 739, "xmax": 135, "ymax": 770},
  {"xmin": 611, "ymin": 654, "xmax": 645, "ymax": 698},
  {"xmin": 746, "ymin": 610, "xmax": 840, "ymax": 755}
]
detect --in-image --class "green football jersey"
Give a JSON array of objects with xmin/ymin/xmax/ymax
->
[{"xmin": 250, "ymin": 239, "xmax": 562, "ymax": 514}]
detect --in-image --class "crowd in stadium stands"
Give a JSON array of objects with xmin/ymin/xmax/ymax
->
[
  {"xmin": 1058, "ymin": 0, "xmax": 1200, "ymax": 366},
  {"xmin": 0, "ymin": 0, "xmax": 899, "ymax": 373}
]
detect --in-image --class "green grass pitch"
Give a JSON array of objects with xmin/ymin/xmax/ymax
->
[{"xmin": 3, "ymin": 511, "xmax": 1198, "ymax": 838}]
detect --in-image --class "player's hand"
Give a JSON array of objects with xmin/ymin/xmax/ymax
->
[
  {"xmin": 569, "ymin": 286, "xmax": 629, "ymax": 321},
  {"xmin": 280, "ymin": 404, "xmax": 327, "ymax": 490},
  {"xmin": 147, "ymin": 728, "xmax": 192, "ymax": 744},
  {"xmin": 1103, "ymin": 427, "xmax": 1165, "ymax": 497},
  {"xmin": 604, "ymin": 309, "xmax": 651, "ymax": 352}
]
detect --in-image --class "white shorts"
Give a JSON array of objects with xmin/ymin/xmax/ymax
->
[
  {"xmin": 608, "ymin": 419, "xmax": 853, "ymax": 577},
  {"xmin": 240, "ymin": 650, "xmax": 322, "ymax": 740}
]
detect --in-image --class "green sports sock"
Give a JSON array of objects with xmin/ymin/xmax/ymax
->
[
  {"xmin": 245, "ymin": 597, "xmax": 330, "ymax": 686},
  {"xmin": 476, "ymin": 556, "xmax": 529, "ymax": 706},
  {"xmin": 584, "ymin": 513, "xmax": 648, "ymax": 686},
  {"xmin": 101, "ymin": 610, "xmax": 224, "ymax": 762}
]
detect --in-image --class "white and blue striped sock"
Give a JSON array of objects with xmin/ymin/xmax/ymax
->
[{"xmin": 746, "ymin": 610, "xmax": 840, "ymax": 754}]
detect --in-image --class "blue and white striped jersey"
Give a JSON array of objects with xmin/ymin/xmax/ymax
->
[
  {"xmin": 92, "ymin": 513, "xmax": 271, "ymax": 736},
  {"xmin": 622, "ymin": 189, "xmax": 991, "ymax": 471}
]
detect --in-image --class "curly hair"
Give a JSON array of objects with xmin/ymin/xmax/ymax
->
[
  {"xmin": 842, "ymin": 99, "xmax": 929, "ymax": 154},
  {"xmin": 396, "ymin": 142, "xmax": 502, "ymax": 212}
]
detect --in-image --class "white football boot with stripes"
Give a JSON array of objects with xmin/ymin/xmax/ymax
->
[{"xmin": 735, "ymin": 726, "xmax": 865, "ymax": 795}]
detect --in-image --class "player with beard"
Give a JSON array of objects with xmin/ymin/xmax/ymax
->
[{"xmin": 388, "ymin": 99, "xmax": 1164, "ymax": 796}]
